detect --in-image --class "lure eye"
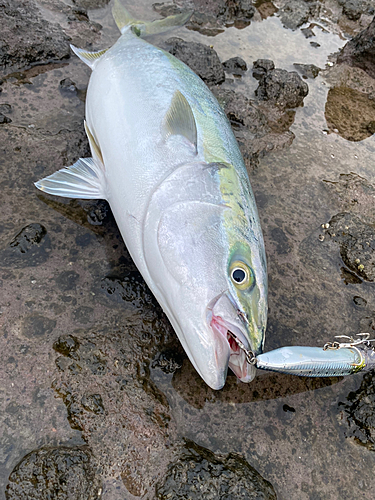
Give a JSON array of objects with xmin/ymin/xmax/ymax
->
[{"xmin": 229, "ymin": 261, "xmax": 254, "ymax": 290}]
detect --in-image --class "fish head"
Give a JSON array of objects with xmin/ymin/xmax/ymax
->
[{"xmin": 164, "ymin": 236, "xmax": 267, "ymax": 390}]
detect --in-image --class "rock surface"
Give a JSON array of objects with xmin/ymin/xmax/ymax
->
[
  {"xmin": 156, "ymin": 441, "xmax": 277, "ymax": 500},
  {"xmin": 325, "ymin": 86, "xmax": 375, "ymax": 141},
  {"xmin": 164, "ymin": 37, "xmax": 225, "ymax": 85},
  {"xmin": 5, "ymin": 446, "xmax": 101, "ymax": 500},
  {"xmin": 337, "ymin": 15, "xmax": 375, "ymax": 78},
  {"xmin": 0, "ymin": 0, "xmax": 70, "ymax": 70},
  {"xmin": 254, "ymin": 60, "xmax": 309, "ymax": 109},
  {"xmin": 154, "ymin": 0, "xmax": 255, "ymax": 36},
  {"xmin": 223, "ymin": 56, "xmax": 247, "ymax": 75}
]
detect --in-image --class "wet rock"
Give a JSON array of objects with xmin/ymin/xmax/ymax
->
[
  {"xmin": 69, "ymin": 7, "xmax": 89, "ymax": 22},
  {"xmin": 154, "ymin": 0, "xmax": 255, "ymax": 36},
  {"xmin": 324, "ymin": 86, "xmax": 375, "ymax": 141},
  {"xmin": 353, "ymin": 296, "xmax": 367, "ymax": 308},
  {"xmin": 0, "ymin": 113, "xmax": 11, "ymax": 124},
  {"xmin": 326, "ymin": 212, "xmax": 375, "ymax": 282},
  {"xmin": 252, "ymin": 59, "xmax": 275, "ymax": 80},
  {"xmin": 81, "ymin": 394, "xmax": 105, "ymax": 414},
  {"xmin": 323, "ymin": 172, "xmax": 375, "ymax": 222},
  {"xmin": 256, "ymin": 0, "xmax": 278, "ymax": 20},
  {"xmin": 72, "ymin": 0, "xmax": 110, "ymax": 8},
  {"xmin": 270, "ymin": 226, "xmax": 292, "ymax": 254},
  {"xmin": 1, "ymin": 223, "xmax": 52, "ymax": 268},
  {"xmin": 278, "ymin": 0, "xmax": 317, "ymax": 30},
  {"xmin": 0, "ymin": 0, "xmax": 70, "ymax": 71},
  {"xmin": 338, "ymin": 0, "xmax": 363, "ymax": 21},
  {"xmin": 152, "ymin": 350, "xmax": 184, "ymax": 374},
  {"xmin": 5, "ymin": 446, "xmax": 101, "ymax": 500},
  {"xmin": 55, "ymin": 270, "xmax": 80, "ymax": 291},
  {"xmin": 52, "ymin": 328, "xmax": 178, "ymax": 496},
  {"xmin": 100, "ymin": 271, "xmax": 159, "ymax": 313},
  {"xmin": 9, "ymin": 223, "xmax": 47, "ymax": 253},
  {"xmin": 253, "ymin": 60, "xmax": 309, "ymax": 109},
  {"xmin": 59, "ymin": 78, "xmax": 78, "ymax": 96},
  {"xmin": 83, "ymin": 200, "xmax": 110, "ymax": 226},
  {"xmin": 337, "ymin": 16, "xmax": 375, "ymax": 79},
  {"xmin": 156, "ymin": 440, "xmax": 277, "ymax": 499},
  {"xmin": 21, "ymin": 313, "xmax": 56, "ymax": 338},
  {"xmin": 223, "ymin": 56, "xmax": 247, "ymax": 76},
  {"xmin": 53, "ymin": 334, "xmax": 80, "ymax": 358},
  {"xmin": 73, "ymin": 305, "xmax": 94, "ymax": 323},
  {"xmin": 164, "ymin": 38, "xmax": 225, "ymax": 86},
  {"xmin": 301, "ymin": 27, "xmax": 315, "ymax": 38},
  {"xmin": 293, "ymin": 63, "xmax": 321, "ymax": 79},
  {"xmin": 339, "ymin": 372, "xmax": 375, "ymax": 451},
  {"xmin": 0, "ymin": 103, "xmax": 11, "ymax": 114},
  {"xmin": 0, "ymin": 103, "xmax": 12, "ymax": 122},
  {"xmin": 212, "ymin": 86, "xmax": 295, "ymax": 169}
]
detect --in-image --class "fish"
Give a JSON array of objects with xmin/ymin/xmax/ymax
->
[{"xmin": 35, "ymin": 0, "xmax": 268, "ymax": 390}]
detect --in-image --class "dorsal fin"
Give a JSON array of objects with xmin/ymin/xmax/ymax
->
[
  {"xmin": 163, "ymin": 90, "xmax": 197, "ymax": 151},
  {"xmin": 70, "ymin": 45, "xmax": 108, "ymax": 70}
]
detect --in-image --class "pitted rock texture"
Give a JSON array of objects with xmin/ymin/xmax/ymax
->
[
  {"xmin": 164, "ymin": 37, "xmax": 225, "ymax": 85},
  {"xmin": 5, "ymin": 446, "xmax": 101, "ymax": 500},
  {"xmin": 278, "ymin": 0, "xmax": 318, "ymax": 30},
  {"xmin": 223, "ymin": 56, "xmax": 248, "ymax": 76},
  {"xmin": 337, "ymin": 15, "xmax": 375, "ymax": 78},
  {"xmin": 326, "ymin": 212, "xmax": 375, "ymax": 282},
  {"xmin": 339, "ymin": 372, "xmax": 375, "ymax": 451},
  {"xmin": 155, "ymin": 440, "xmax": 277, "ymax": 500},
  {"xmin": 154, "ymin": 0, "xmax": 255, "ymax": 36},
  {"xmin": 253, "ymin": 59, "xmax": 309, "ymax": 109},
  {"xmin": 0, "ymin": 0, "xmax": 70, "ymax": 70},
  {"xmin": 324, "ymin": 86, "xmax": 375, "ymax": 141},
  {"xmin": 0, "ymin": 223, "xmax": 51, "ymax": 268}
]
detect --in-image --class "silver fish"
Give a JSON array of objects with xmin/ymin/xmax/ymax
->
[{"xmin": 35, "ymin": 1, "xmax": 268, "ymax": 390}]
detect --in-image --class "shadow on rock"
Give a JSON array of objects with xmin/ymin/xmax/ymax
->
[
  {"xmin": 170, "ymin": 358, "xmax": 340, "ymax": 409},
  {"xmin": 156, "ymin": 440, "xmax": 277, "ymax": 500}
]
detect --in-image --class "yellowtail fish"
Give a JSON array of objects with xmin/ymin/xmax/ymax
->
[{"xmin": 35, "ymin": 0, "xmax": 268, "ymax": 390}]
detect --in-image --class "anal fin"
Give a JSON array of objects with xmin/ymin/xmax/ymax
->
[{"xmin": 35, "ymin": 158, "xmax": 106, "ymax": 200}]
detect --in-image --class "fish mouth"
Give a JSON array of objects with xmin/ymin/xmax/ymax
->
[{"xmin": 206, "ymin": 292, "xmax": 256, "ymax": 383}]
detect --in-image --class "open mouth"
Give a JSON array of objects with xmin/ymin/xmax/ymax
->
[{"xmin": 208, "ymin": 310, "xmax": 255, "ymax": 383}]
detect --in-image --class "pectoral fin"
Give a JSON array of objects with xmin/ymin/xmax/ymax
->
[
  {"xmin": 163, "ymin": 90, "xmax": 197, "ymax": 152},
  {"xmin": 35, "ymin": 157, "xmax": 106, "ymax": 200}
]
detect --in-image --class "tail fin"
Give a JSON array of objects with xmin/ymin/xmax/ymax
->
[{"xmin": 112, "ymin": 0, "xmax": 192, "ymax": 36}]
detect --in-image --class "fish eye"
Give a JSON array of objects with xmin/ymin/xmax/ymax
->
[
  {"xmin": 232, "ymin": 268, "xmax": 246, "ymax": 284},
  {"xmin": 229, "ymin": 261, "xmax": 255, "ymax": 290}
]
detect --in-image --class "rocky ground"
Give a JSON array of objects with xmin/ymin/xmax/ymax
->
[{"xmin": 1, "ymin": 0, "xmax": 375, "ymax": 499}]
